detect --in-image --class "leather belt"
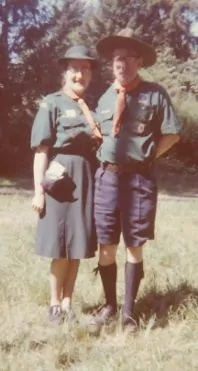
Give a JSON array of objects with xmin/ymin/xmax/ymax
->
[{"xmin": 101, "ymin": 160, "xmax": 153, "ymax": 174}]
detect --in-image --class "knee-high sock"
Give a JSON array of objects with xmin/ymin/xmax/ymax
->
[
  {"xmin": 123, "ymin": 261, "xmax": 144, "ymax": 317},
  {"xmin": 98, "ymin": 263, "xmax": 117, "ymax": 311}
]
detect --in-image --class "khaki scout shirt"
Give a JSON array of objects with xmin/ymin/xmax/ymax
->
[
  {"xmin": 96, "ymin": 80, "xmax": 181, "ymax": 164},
  {"xmin": 31, "ymin": 91, "xmax": 98, "ymax": 157}
]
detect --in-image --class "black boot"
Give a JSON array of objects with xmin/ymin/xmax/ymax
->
[
  {"xmin": 122, "ymin": 261, "xmax": 144, "ymax": 333},
  {"xmin": 88, "ymin": 263, "xmax": 117, "ymax": 335}
]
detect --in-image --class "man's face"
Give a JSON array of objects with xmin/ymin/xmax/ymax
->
[
  {"xmin": 112, "ymin": 48, "xmax": 142, "ymax": 85},
  {"xmin": 64, "ymin": 59, "xmax": 92, "ymax": 96}
]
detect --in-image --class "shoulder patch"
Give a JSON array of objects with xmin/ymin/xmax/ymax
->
[{"xmin": 39, "ymin": 100, "xmax": 48, "ymax": 108}]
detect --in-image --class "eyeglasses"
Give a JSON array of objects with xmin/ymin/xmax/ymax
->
[
  {"xmin": 113, "ymin": 55, "xmax": 140, "ymax": 63},
  {"xmin": 67, "ymin": 66, "xmax": 91, "ymax": 74}
]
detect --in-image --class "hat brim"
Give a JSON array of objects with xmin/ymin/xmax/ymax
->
[
  {"xmin": 96, "ymin": 35, "xmax": 156, "ymax": 67},
  {"xmin": 58, "ymin": 56, "xmax": 98, "ymax": 68}
]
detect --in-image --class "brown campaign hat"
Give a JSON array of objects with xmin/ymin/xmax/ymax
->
[
  {"xmin": 96, "ymin": 28, "xmax": 156, "ymax": 67},
  {"xmin": 59, "ymin": 45, "xmax": 98, "ymax": 68}
]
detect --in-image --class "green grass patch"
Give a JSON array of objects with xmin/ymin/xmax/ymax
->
[{"xmin": 0, "ymin": 177, "xmax": 198, "ymax": 370}]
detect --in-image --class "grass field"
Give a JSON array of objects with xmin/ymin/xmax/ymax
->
[{"xmin": 0, "ymin": 162, "xmax": 198, "ymax": 370}]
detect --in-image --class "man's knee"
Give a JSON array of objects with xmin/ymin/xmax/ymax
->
[
  {"xmin": 99, "ymin": 244, "xmax": 117, "ymax": 266},
  {"xmin": 126, "ymin": 245, "xmax": 143, "ymax": 263}
]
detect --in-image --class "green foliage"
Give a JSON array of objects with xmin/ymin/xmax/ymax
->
[
  {"xmin": 144, "ymin": 49, "xmax": 198, "ymax": 130},
  {"xmin": 0, "ymin": 0, "xmax": 198, "ymax": 174},
  {"xmin": 1, "ymin": 191, "xmax": 198, "ymax": 369},
  {"xmin": 76, "ymin": 0, "xmax": 198, "ymax": 136},
  {"xmin": 0, "ymin": 0, "xmax": 84, "ymax": 173},
  {"xmin": 0, "ymin": 0, "xmax": 57, "ymax": 160}
]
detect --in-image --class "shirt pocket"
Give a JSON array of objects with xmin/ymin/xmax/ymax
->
[
  {"xmin": 130, "ymin": 103, "xmax": 155, "ymax": 136},
  {"xmin": 98, "ymin": 110, "xmax": 114, "ymax": 135},
  {"xmin": 55, "ymin": 115, "xmax": 88, "ymax": 144},
  {"xmin": 57, "ymin": 115, "xmax": 84, "ymax": 130}
]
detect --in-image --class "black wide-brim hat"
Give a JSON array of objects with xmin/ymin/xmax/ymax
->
[
  {"xmin": 59, "ymin": 45, "xmax": 98, "ymax": 68},
  {"xmin": 96, "ymin": 28, "xmax": 156, "ymax": 67}
]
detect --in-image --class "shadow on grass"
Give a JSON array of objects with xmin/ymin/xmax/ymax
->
[
  {"xmin": 82, "ymin": 281, "xmax": 198, "ymax": 330},
  {"xmin": 156, "ymin": 157, "xmax": 198, "ymax": 198},
  {"xmin": 0, "ymin": 339, "xmax": 47, "ymax": 353},
  {"xmin": 82, "ymin": 303, "xmax": 105, "ymax": 315},
  {"xmin": 135, "ymin": 281, "xmax": 198, "ymax": 328}
]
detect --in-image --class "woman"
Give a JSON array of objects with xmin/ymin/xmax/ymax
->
[{"xmin": 31, "ymin": 45, "xmax": 101, "ymax": 322}]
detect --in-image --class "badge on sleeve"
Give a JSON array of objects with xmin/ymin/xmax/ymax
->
[{"xmin": 39, "ymin": 100, "xmax": 48, "ymax": 108}]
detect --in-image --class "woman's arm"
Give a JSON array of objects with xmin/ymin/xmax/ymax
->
[{"xmin": 32, "ymin": 145, "xmax": 49, "ymax": 213}]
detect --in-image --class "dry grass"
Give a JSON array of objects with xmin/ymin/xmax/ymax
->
[{"xmin": 1, "ymin": 169, "xmax": 198, "ymax": 371}]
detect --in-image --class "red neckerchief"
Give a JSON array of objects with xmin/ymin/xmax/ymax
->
[
  {"xmin": 112, "ymin": 75, "xmax": 141, "ymax": 136},
  {"xmin": 62, "ymin": 88, "xmax": 102, "ymax": 139}
]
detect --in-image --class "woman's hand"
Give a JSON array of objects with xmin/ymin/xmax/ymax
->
[{"xmin": 32, "ymin": 192, "xmax": 45, "ymax": 214}]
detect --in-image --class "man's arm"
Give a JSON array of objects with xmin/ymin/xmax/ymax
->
[{"xmin": 156, "ymin": 134, "xmax": 180, "ymax": 159}]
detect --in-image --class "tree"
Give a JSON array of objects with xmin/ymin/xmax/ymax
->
[
  {"xmin": 10, "ymin": 0, "xmax": 84, "ymax": 133},
  {"xmin": 1, "ymin": 0, "xmax": 198, "ymax": 173},
  {"xmin": 0, "ymin": 0, "xmax": 54, "ymax": 150},
  {"xmin": 0, "ymin": 0, "xmax": 85, "ymax": 173}
]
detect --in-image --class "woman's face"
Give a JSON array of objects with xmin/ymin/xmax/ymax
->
[{"xmin": 63, "ymin": 59, "xmax": 92, "ymax": 96}]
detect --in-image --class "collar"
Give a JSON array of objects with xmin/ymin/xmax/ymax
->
[{"xmin": 114, "ymin": 74, "xmax": 142, "ymax": 93}]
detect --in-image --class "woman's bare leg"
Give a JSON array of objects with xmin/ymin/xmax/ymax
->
[
  {"xmin": 50, "ymin": 258, "xmax": 69, "ymax": 306},
  {"xmin": 62, "ymin": 259, "xmax": 80, "ymax": 311}
]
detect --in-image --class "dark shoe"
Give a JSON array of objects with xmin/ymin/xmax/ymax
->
[
  {"xmin": 122, "ymin": 313, "xmax": 138, "ymax": 334},
  {"xmin": 88, "ymin": 305, "xmax": 116, "ymax": 336},
  {"xmin": 49, "ymin": 305, "xmax": 63, "ymax": 324}
]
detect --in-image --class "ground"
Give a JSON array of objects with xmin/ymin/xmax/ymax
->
[{"xmin": 0, "ymin": 159, "xmax": 198, "ymax": 371}]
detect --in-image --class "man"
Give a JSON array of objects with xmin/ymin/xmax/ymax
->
[{"xmin": 90, "ymin": 28, "xmax": 181, "ymax": 334}]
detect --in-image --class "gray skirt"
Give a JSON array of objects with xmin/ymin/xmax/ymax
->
[{"xmin": 35, "ymin": 154, "xmax": 97, "ymax": 259}]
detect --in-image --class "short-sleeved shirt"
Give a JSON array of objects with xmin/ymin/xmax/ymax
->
[
  {"xmin": 96, "ymin": 80, "xmax": 181, "ymax": 164},
  {"xmin": 31, "ymin": 91, "xmax": 98, "ymax": 158}
]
